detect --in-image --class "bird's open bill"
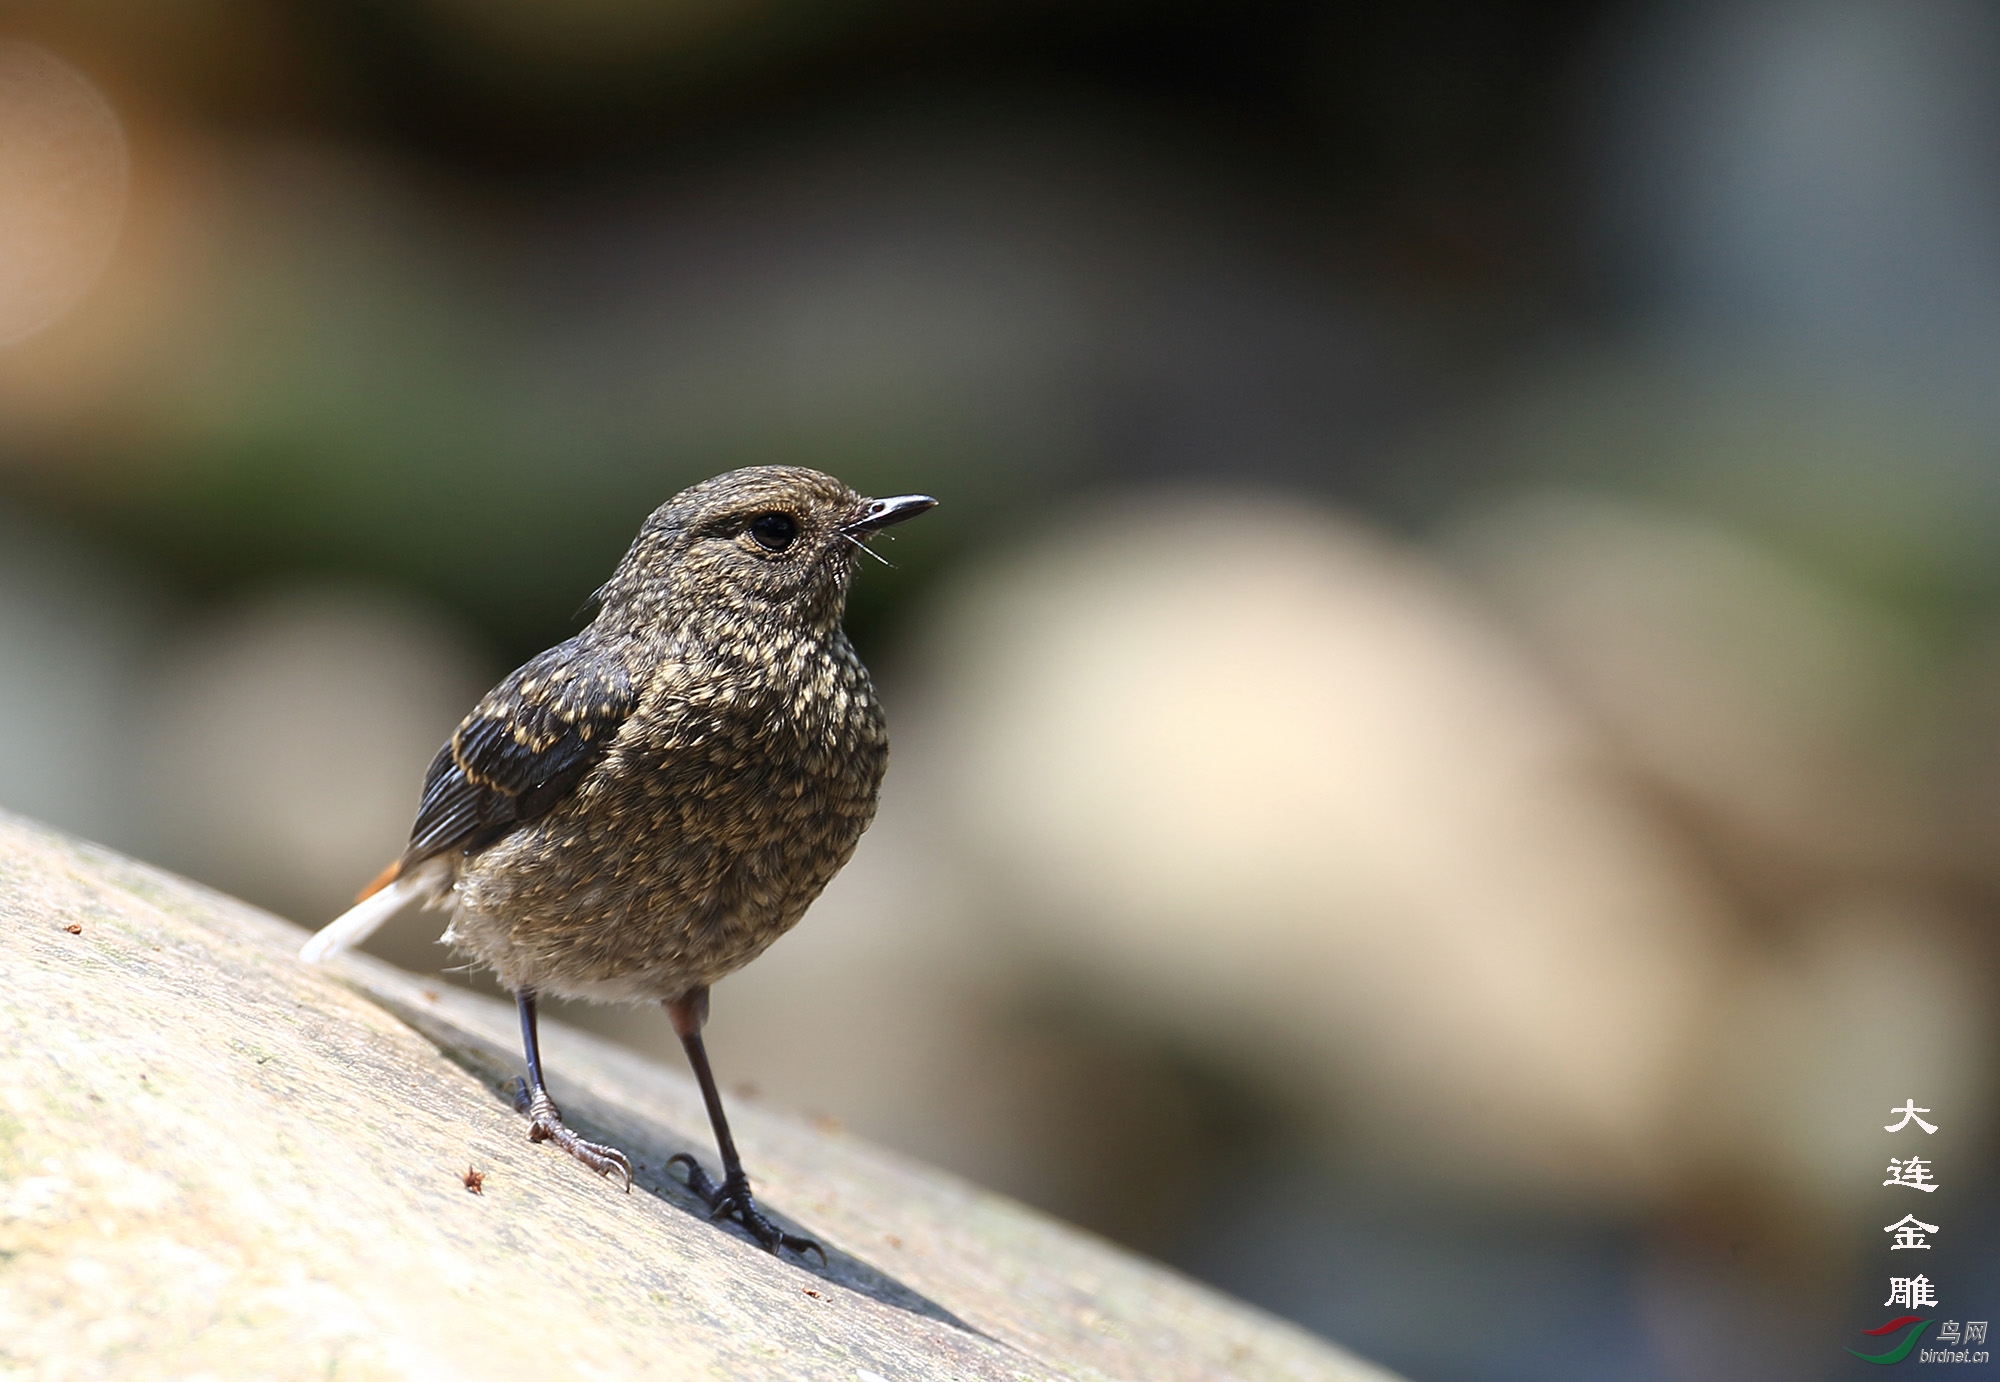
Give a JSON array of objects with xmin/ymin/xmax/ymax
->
[{"xmin": 844, "ymin": 494, "xmax": 937, "ymax": 534}]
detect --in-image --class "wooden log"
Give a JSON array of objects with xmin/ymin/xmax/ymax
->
[{"xmin": 0, "ymin": 811, "xmax": 1400, "ymax": 1380}]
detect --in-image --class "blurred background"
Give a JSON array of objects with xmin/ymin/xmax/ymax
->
[{"xmin": 3, "ymin": 1, "xmax": 1998, "ymax": 1377}]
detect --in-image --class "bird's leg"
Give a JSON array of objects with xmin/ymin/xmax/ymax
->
[
  {"xmin": 513, "ymin": 989, "xmax": 632, "ymax": 1190},
  {"xmin": 664, "ymin": 986, "xmax": 822, "ymax": 1262}
]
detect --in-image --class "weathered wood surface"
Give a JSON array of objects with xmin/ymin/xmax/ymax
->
[{"xmin": 0, "ymin": 812, "xmax": 1400, "ymax": 1381}]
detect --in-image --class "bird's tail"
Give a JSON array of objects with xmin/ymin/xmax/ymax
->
[{"xmin": 299, "ymin": 856, "xmax": 449, "ymax": 963}]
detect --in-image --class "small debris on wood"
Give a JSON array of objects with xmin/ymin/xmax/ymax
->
[
  {"xmin": 883, "ymin": 1234, "xmax": 902, "ymax": 1249},
  {"xmin": 421, "ymin": 989, "xmax": 440, "ymax": 1002},
  {"xmin": 461, "ymin": 1166, "xmax": 485, "ymax": 1194},
  {"xmin": 801, "ymin": 1289, "xmax": 821, "ymax": 1299},
  {"xmin": 62, "ymin": 924, "xmax": 82, "ymax": 935}
]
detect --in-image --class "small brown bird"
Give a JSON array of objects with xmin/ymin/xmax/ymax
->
[{"xmin": 301, "ymin": 466, "xmax": 935, "ymax": 1258}]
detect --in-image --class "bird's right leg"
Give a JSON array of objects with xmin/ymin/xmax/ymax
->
[
  {"xmin": 513, "ymin": 989, "xmax": 632, "ymax": 1190},
  {"xmin": 664, "ymin": 987, "xmax": 822, "ymax": 1261}
]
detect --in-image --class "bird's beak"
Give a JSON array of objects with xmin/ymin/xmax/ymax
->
[{"xmin": 843, "ymin": 494, "xmax": 938, "ymax": 535}]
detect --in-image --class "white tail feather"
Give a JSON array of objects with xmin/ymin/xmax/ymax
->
[{"xmin": 299, "ymin": 858, "xmax": 448, "ymax": 963}]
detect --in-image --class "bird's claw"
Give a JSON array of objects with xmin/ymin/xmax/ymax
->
[
  {"xmin": 668, "ymin": 1155, "xmax": 824, "ymax": 1262},
  {"xmin": 515, "ymin": 1081, "xmax": 633, "ymax": 1191}
]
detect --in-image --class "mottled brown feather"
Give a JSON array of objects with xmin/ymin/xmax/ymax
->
[{"xmin": 391, "ymin": 465, "xmax": 915, "ymax": 1006}]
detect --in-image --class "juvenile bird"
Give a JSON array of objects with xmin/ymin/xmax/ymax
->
[{"xmin": 300, "ymin": 466, "xmax": 935, "ymax": 1258}]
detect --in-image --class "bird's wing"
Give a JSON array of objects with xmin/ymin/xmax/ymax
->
[{"xmin": 402, "ymin": 638, "xmax": 639, "ymax": 867}]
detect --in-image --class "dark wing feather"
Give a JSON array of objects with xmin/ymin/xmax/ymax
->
[{"xmin": 402, "ymin": 638, "xmax": 637, "ymax": 865}]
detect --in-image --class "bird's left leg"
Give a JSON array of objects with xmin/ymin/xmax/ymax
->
[
  {"xmin": 664, "ymin": 986, "xmax": 822, "ymax": 1261},
  {"xmin": 513, "ymin": 989, "xmax": 632, "ymax": 1189}
]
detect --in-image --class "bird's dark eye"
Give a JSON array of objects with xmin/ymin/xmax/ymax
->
[{"xmin": 748, "ymin": 512, "xmax": 798, "ymax": 552}]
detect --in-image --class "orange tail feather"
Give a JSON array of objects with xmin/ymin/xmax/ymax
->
[{"xmin": 355, "ymin": 858, "xmax": 403, "ymax": 903}]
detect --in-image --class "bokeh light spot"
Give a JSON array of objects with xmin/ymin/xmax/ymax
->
[{"xmin": 0, "ymin": 42, "xmax": 129, "ymax": 347}]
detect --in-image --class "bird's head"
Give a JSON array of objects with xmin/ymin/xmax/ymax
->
[{"xmin": 596, "ymin": 466, "xmax": 935, "ymax": 642}]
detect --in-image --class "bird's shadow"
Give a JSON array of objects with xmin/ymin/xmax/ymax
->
[{"xmin": 375, "ymin": 988, "xmax": 979, "ymax": 1337}]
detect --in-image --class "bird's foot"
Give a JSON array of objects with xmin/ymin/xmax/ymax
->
[
  {"xmin": 512, "ymin": 1080, "xmax": 633, "ymax": 1190},
  {"xmin": 668, "ymin": 1155, "xmax": 823, "ymax": 1263}
]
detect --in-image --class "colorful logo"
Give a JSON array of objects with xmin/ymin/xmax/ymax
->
[{"xmin": 1846, "ymin": 1315, "xmax": 1932, "ymax": 1365}]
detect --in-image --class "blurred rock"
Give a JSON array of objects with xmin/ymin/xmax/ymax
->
[
  {"xmin": 1689, "ymin": 893, "xmax": 1993, "ymax": 1213},
  {"xmin": 131, "ymin": 584, "xmax": 493, "ymax": 926},
  {"xmin": 1447, "ymin": 491, "xmax": 1948, "ymax": 894},
  {"xmin": 1433, "ymin": 358, "xmax": 2000, "ymax": 602},
  {"xmin": 0, "ymin": 508, "xmax": 164, "ymax": 850},
  {"xmin": 905, "ymin": 492, "xmax": 1734, "ymax": 1206}
]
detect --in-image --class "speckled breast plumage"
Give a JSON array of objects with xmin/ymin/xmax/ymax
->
[{"xmin": 441, "ymin": 628, "xmax": 888, "ymax": 1001}]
